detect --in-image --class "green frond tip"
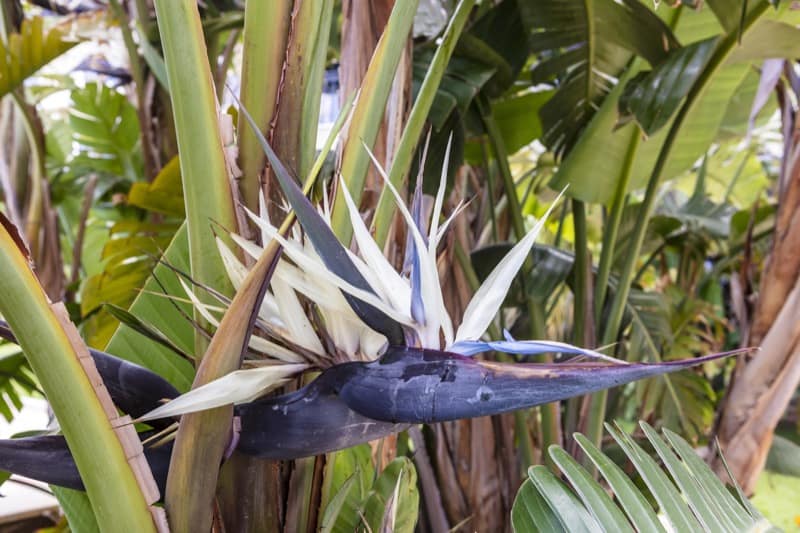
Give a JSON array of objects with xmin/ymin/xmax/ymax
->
[
  {"xmin": 0, "ymin": 17, "xmax": 79, "ymax": 98},
  {"xmin": 511, "ymin": 423, "xmax": 773, "ymax": 533}
]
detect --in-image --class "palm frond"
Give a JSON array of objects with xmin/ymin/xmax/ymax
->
[{"xmin": 511, "ymin": 422, "xmax": 774, "ymax": 532}]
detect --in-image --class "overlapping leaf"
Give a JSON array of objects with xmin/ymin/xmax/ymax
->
[
  {"xmin": 511, "ymin": 423, "xmax": 773, "ymax": 532},
  {"xmin": 0, "ymin": 16, "xmax": 78, "ymax": 98},
  {"xmin": 520, "ymin": 0, "xmax": 679, "ymax": 156},
  {"xmin": 618, "ymin": 38, "xmax": 718, "ymax": 136}
]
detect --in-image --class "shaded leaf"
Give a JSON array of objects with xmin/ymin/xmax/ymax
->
[
  {"xmin": 128, "ymin": 156, "xmax": 185, "ymax": 216},
  {"xmin": 520, "ymin": 0, "xmax": 679, "ymax": 155},
  {"xmin": 618, "ymin": 38, "xmax": 718, "ymax": 136},
  {"xmin": 0, "ymin": 17, "xmax": 78, "ymax": 98}
]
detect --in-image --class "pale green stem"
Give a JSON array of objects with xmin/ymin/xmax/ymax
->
[{"xmin": 371, "ymin": 0, "xmax": 475, "ymax": 247}]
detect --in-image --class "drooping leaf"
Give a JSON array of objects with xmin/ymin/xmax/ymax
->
[
  {"xmin": 618, "ymin": 38, "xmax": 719, "ymax": 136},
  {"xmin": 0, "ymin": 17, "xmax": 78, "ymax": 98},
  {"xmin": 127, "ymin": 155, "xmax": 185, "ymax": 216},
  {"xmin": 520, "ymin": 0, "xmax": 679, "ymax": 155}
]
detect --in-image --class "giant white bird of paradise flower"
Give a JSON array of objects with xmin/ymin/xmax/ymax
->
[{"xmin": 0, "ymin": 107, "xmax": 747, "ymax": 493}]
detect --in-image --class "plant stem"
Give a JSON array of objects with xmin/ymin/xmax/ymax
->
[
  {"xmin": 370, "ymin": 0, "xmax": 475, "ymax": 248},
  {"xmin": 109, "ymin": 0, "xmax": 157, "ymax": 180},
  {"xmin": 583, "ymin": 0, "xmax": 771, "ymax": 449},
  {"xmin": 237, "ymin": 1, "xmax": 292, "ymax": 211},
  {"xmin": 0, "ymin": 227, "xmax": 159, "ymax": 532},
  {"xmin": 593, "ymin": 132, "xmax": 639, "ymax": 326}
]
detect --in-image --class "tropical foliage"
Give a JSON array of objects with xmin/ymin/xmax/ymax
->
[{"xmin": 0, "ymin": 0, "xmax": 798, "ymax": 531}]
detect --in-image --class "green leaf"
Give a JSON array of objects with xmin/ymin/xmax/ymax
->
[
  {"xmin": 515, "ymin": 427, "xmax": 774, "ymax": 532},
  {"xmin": 0, "ymin": 343, "xmax": 38, "ymax": 422},
  {"xmin": 640, "ymin": 422, "xmax": 732, "ymax": 532},
  {"xmin": 80, "ymin": 218, "xmax": 180, "ymax": 349},
  {"xmin": 728, "ymin": 19, "xmax": 800, "ymax": 62},
  {"xmin": 361, "ymin": 458, "xmax": 419, "ymax": 533},
  {"xmin": 606, "ymin": 423, "xmax": 703, "ymax": 531},
  {"xmin": 574, "ymin": 433, "xmax": 665, "ymax": 532},
  {"xmin": 104, "ymin": 223, "xmax": 195, "ymax": 392},
  {"xmin": 486, "ymin": 89, "xmax": 553, "ymax": 156},
  {"xmin": 663, "ymin": 427, "xmax": 761, "ymax": 528},
  {"xmin": 0, "ymin": 17, "xmax": 78, "ymax": 98},
  {"xmin": 127, "ymin": 155, "xmax": 184, "ymax": 216},
  {"xmin": 619, "ymin": 38, "xmax": 719, "ymax": 136},
  {"xmin": 520, "ymin": 0, "xmax": 678, "ymax": 155},
  {"xmin": 527, "ymin": 465, "xmax": 600, "ymax": 533},
  {"xmin": 548, "ymin": 446, "xmax": 634, "ymax": 532},
  {"xmin": 319, "ymin": 445, "xmax": 375, "ymax": 533},
  {"xmin": 68, "ymin": 82, "xmax": 142, "ymax": 182},
  {"xmin": 511, "ymin": 478, "xmax": 566, "ymax": 533},
  {"xmin": 51, "ymin": 487, "xmax": 100, "ymax": 533},
  {"xmin": 550, "ymin": 59, "xmax": 750, "ymax": 204}
]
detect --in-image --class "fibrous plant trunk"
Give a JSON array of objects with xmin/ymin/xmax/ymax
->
[{"xmin": 714, "ymin": 82, "xmax": 800, "ymax": 493}]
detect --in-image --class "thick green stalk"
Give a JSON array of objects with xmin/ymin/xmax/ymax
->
[
  {"xmin": 0, "ymin": 226, "xmax": 158, "ymax": 532},
  {"xmin": 153, "ymin": 0, "xmax": 237, "ymax": 306},
  {"xmin": 571, "ymin": 200, "xmax": 590, "ymax": 346},
  {"xmin": 593, "ymin": 132, "xmax": 639, "ymax": 326},
  {"xmin": 371, "ymin": 0, "xmax": 475, "ymax": 248},
  {"xmin": 153, "ymin": 1, "xmax": 240, "ymax": 530},
  {"xmin": 330, "ymin": 0, "xmax": 420, "ymax": 242},
  {"xmin": 270, "ymin": 0, "xmax": 334, "ymax": 183},
  {"xmin": 109, "ymin": 0, "xmax": 156, "ymax": 179},
  {"xmin": 237, "ymin": 1, "xmax": 291, "ymax": 211},
  {"xmin": 583, "ymin": 0, "xmax": 771, "ymax": 448}
]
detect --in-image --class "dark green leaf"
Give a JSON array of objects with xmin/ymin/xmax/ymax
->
[{"xmin": 619, "ymin": 38, "xmax": 719, "ymax": 136}]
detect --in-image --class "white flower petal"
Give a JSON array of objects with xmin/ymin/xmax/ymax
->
[
  {"xmin": 271, "ymin": 276, "xmax": 325, "ymax": 355},
  {"xmin": 454, "ymin": 189, "xmax": 565, "ymax": 344},
  {"xmin": 339, "ymin": 175, "xmax": 411, "ymax": 313},
  {"xmin": 365, "ymin": 145, "xmax": 453, "ymax": 347},
  {"xmin": 138, "ymin": 364, "xmax": 307, "ymax": 421}
]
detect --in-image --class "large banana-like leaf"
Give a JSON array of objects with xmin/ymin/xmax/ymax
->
[
  {"xmin": 511, "ymin": 423, "xmax": 775, "ymax": 532},
  {"xmin": 519, "ymin": 0, "xmax": 679, "ymax": 156},
  {"xmin": 550, "ymin": 3, "xmax": 800, "ymax": 204},
  {"xmin": 0, "ymin": 16, "xmax": 78, "ymax": 98},
  {"xmin": 81, "ymin": 218, "xmax": 180, "ymax": 348},
  {"xmin": 619, "ymin": 38, "xmax": 718, "ymax": 136}
]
